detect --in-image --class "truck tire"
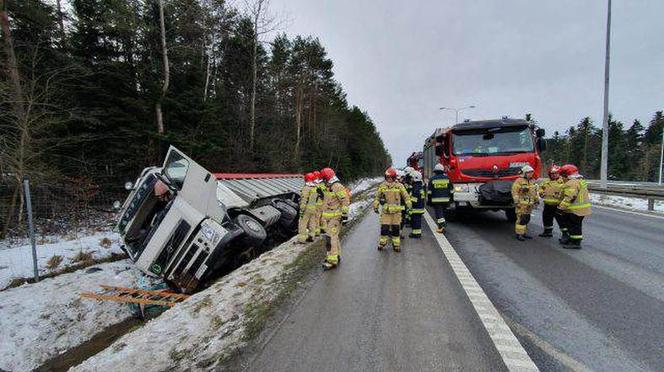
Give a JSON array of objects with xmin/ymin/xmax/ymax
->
[
  {"xmin": 234, "ymin": 214, "xmax": 267, "ymax": 247},
  {"xmin": 273, "ymin": 199, "xmax": 298, "ymax": 229},
  {"xmin": 504, "ymin": 208, "xmax": 517, "ymax": 222}
]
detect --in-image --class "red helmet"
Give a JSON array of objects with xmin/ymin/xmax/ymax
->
[
  {"xmin": 304, "ymin": 172, "xmax": 315, "ymax": 183},
  {"xmin": 548, "ymin": 165, "xmax": 561, "ymax": 178},
  {"xmin": 313, "ymin": 170, "xmax": 321, "ymax": 180},
  {"xmin": 559, "ymin": 164, "xmax": 578, "ymax": 177},
  {"xmin": 320, "ymin": 167, "xmax": 336, "ymax": 181},
  {"xmin": 385, "ymin": 167, "xmax": 397, "ymax": 179}
]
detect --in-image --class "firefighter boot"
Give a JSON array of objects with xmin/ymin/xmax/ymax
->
[
  {"xmin": 515, "ymin": 234, "xmax": 526, "ymax": 242},
  {"xmin": 523, "ymin": 233, "xmax": 533, "ymax": 239},
  {"xmin": 436, "ymin": 227, "xmax": 445, "ymax": 233},
  {"xmin": 539, "ymin": 228, "xmax": 553, "ymax": 238},
  {"xmin": 559, "ymin": 230, "xmax": 570, "ymax": 245}
]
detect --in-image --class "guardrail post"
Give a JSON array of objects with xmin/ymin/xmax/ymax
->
[
  {"xmin": 22, "ymin": 176, "xmax": 39, "ymax": 282},
  {"xmin": 647, "ymin": 198, "xmax": 655, "ymax": 211}
]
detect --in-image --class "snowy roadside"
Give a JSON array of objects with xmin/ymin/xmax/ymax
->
[
  {"xmin": 0, "ymin": 260, "xmax": 153, "ymax": 372},
  {"xmin": 348, "ymin": 176, "xmax": 382, "ymax": 195},
  {"xmin": 70, "ymin": 185, "xmax": 379, "ymax": 372},
  {"xmin": 590, "ymin": 193, "xmax": 664, "ymax": 214},
  {"xmin": 0, "ymin": 229, "xmax": 124, "ymax": 290}
]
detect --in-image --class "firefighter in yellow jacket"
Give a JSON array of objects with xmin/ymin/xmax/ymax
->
[
  {"xmin": 313, "ymin": 170, "xmax": 325, "ymax": 236},
  {"xmin": 556, "ymin": 164, "xmax": 592, "ymax": 248},
  {"xmin": 319, "ymin": 167, "xmax": 350, "ymax": 269},
  {"xmin": 373, "ymin": 167, "xmax": 412, "ymax": 252},
  {"xmin": 538, "ymin": 165, "xmax": 564, "ymax": 237},
  {"xmin": 511, "ymin": 165, "xmax": 539, "ymax": 241},
  {"xmin": 296, "ymin": 172, "xmax": 318, "ymax": 243}
]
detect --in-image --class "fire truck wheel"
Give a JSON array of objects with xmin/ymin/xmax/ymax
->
[{"xmin": 234, "ymin": 214, "xmax": 267, "ymax": 247}]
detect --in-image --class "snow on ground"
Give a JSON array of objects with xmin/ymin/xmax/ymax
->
[
  {"xmin": 0, "ymin": 260, "xmax": 152, "ymax": 372},
  {"xmin": 349, "ymin": 176, "xmax": 383, "ymax": 195},
  {"xmin": 71, "ymin": 195, "xmax": 377, "ymax": 372},
  {"xmin": 0, "ymin": 229, "xmax": 124, "ymax": 290},
  {"xmin": 590, "ymin": 193, "xmax": 664, "ymax": 214}
]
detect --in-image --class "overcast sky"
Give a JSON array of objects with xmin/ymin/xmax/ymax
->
[{"xmin": 269, "ymin": 0, "xmax": 664, "ymax": 165}]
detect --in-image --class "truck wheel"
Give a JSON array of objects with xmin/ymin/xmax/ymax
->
[
  {"xmin": 234, "ymin": 214, "xmax": 267, "ymax": 247},
  {"xmin": 273, "ymin": 199, "xmax": 298, "ymax": 229},
  {"xmin": 505, "ymin": 208, "xmax": 517, "ymax": 222}
]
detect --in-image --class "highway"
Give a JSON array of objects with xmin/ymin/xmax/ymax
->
[
  {"xmin": 444, "ymin": 205, "xmax": 664, "ymax": 371},
  {"xmin": 246, "ymin": 204, "xmax": 664, "ymax": 371}
]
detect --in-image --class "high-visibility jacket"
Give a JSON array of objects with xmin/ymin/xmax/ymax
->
[
  {"xmin": 299, "ymin": 183, "xmax": 319, "ymax": 213},
  {"xmin": 322, "ymin": 181, "xmax": 350, "ymax": 218},
  {"xmin": 409, "ymin": 181, "xmax": 425, "ymax": 215},
  {"xmin": 512, "ymin": 177, "xmax": 539, "ymax": 213},
  {"xmin": 539, "ymin": 178, "xmax": 564, "ymax": 205},
  {"xmin": 374, "ymin": 181, "xmax": 412, "ymax": 214},
  {"xmin": 559, "ymin": 177, "xmax": 592, "ymax": 216},
  {"xmin": 428, "ymin": 172, "xmax": 453, "ymax": 203}
]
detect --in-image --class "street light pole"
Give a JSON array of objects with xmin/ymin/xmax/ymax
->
[
  {"xmin": 659, "ymin": 126, "xmax": 663, "ymax": 185},
  {"xmin": 600, "ymin": 0, "xmax": 611, "ymax": 189},
  {"xmin": 440, "ymin": 105, "xmax": 476, "ymax": 124}
]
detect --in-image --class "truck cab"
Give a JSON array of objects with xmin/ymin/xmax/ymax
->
[
  {"xmin": 423, "ymin": 119, "xmax": 545, "ymax": 219},
  {"xmin": 116, "ymin": 146, "xmax": 301, "ymax": 293}
]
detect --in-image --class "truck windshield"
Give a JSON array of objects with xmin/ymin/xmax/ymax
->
[
  {"xmin": 163, "ymin": 151, "xmax": 190, "ymax": 190},
  {"xmin": 452, "ymin": 126, "xmax": 534, "ymax": 156}
]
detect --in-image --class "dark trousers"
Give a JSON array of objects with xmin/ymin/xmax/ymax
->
[
  {"xmin": 555, "ymin": 212, "xmax": 585, "ymax": 241},
  {"xmin": 542, "ymin": 204, "xmax": 558, "ymax": 231},
  {"xmin": 411, "ymin": 213, "xmax": 422, "ymax": 235},
  {"xmin": 433, "ymin": 203, "xmax": 448, "ymax": 228}
]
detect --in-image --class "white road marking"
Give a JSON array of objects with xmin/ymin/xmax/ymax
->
[
  {"xmin": 424, "ymin": 212, "xmax": 539, "ymax": 372},
  {"xmin": 593, "ymin": 204, "xmax": 664, "ymax": 220}
]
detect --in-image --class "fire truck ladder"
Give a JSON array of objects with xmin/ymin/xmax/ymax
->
[{"xmin": 81, "ymin": 285, "xmax": 189, "ymax": 307}]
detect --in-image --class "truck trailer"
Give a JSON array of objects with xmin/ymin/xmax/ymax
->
[
  {"xmin": 115, "ymin": 146, "xmax": 302, "ymax": 293},
  {"xmin": 422, "ymin": 118, "xmax": 546, "ymax": 220}
]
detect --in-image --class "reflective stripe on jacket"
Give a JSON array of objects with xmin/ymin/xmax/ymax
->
[
  {"xmin": 559, "ymin": 178, "xmax": 592, "ymax": 216},
  {"xmin": 373, "ymin": 181, "xmax": 411, "ymax": 214},
  {"xmin": 322, "ymin": 181, "xmax": 350, "ymax": 218},
  {"xmin": 410, "ymin": 181, "xmax": 425, "ymax": 214},
  {"xmin": 539, "ymin": 178, "xmax": 564, "ymax": 205},
  {"xmin": 428, "ymin": 172, "xmax": 453, "ymax": 203}
]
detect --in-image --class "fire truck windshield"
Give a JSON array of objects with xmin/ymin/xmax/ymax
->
[{"xmin": 452, "ymin": 126, "xmax": 534, "ymax": 156}]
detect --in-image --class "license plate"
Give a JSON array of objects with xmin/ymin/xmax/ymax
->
[{"xmin": 509, "ymin": 162, "xmax": 528, "ymax": 168}]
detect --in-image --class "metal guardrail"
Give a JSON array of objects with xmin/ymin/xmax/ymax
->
[{"xmin": 585, "ymin": 180, "xmax": 664, "ymax": 211}]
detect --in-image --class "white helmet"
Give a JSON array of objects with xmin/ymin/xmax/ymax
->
[
  {"xmin": 396, "ymin": 169, "xmax": 406, "ymax": 178},
  {"xmin": 403, "ymin": 166, "xmax": 415, "ymax": 176},
  {"xmin": 411, "ymin": 171, "xmax": 422, "ymax": 182},
  {"xmin": 434, "ymin": 163, "xmax": 445, "ymax": 172},
  {"xmin": 521, "ymin": 165, "xmax": 534, "ymax": 174}
]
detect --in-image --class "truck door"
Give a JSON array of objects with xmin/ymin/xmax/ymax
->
[{"xmin": 162, "ymin": 146, "xmax": 225, "ymax": 222}]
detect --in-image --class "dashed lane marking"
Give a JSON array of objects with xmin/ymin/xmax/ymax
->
[{"xmin": 423, "ymin": 212, "xmax": 539, "ymax": 372}]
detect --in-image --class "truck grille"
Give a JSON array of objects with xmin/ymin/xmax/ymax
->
[
  {"xmin": 462, "ymin": 168, "xmax": 521, "ymax": 178},
  {"xmin": 151, "ymin": 220, "xmax": 191, "ymax": 275},
  {"xmin": 168, "ymin": 241, "xmax": 210, "ymax": 292}
]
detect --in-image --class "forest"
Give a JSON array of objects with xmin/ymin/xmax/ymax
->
[
  {"xmin": 539, "ymin": 111, "xmax": 663, "ymax": 181},
  {"xmin": 0, "ymin": 0, "xmax": 392, "ymax": 235}
]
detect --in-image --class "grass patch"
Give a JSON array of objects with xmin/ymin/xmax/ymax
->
[
  {"xmin": 99, "ymin": 237, "xmax": 113, "ymax": 249},
  {"xmin": 46, "ymin": 255, "xmax": 64, "ymax": 270},
  {"xmin": 72, "ymin": 251, "xmax": 94, "ymax": 264},
  {"xmin": 2, "ymin": 252, "xmax": 128, "ymax": 291}
]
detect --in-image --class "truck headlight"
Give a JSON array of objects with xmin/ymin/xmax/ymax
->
[
  {"xmin": 201, "ymin": 224, "xmax": 216, "ymax": 242},
  {"xmin": 454, "ymin": 185, "xmax": 470, "ymax": 193}
]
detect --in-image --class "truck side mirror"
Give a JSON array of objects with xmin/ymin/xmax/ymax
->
[
  {"xmin": 536, "ymin": 128, "xmax": 545, "ymax": 137},
  {"xmin": 435, "ymin": 144, "xmax": 444, "ymax": 157},
  {"xmin": 537, "ymin": 138, "xmax": 547, "ymax": 152}
]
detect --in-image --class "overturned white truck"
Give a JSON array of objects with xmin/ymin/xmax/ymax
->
[{"xmin": 116, "ymin": 146, "xmax": 303, "ymax": 293}]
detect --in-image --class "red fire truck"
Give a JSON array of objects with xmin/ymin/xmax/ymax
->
[{"xmin": 422, "ymin": 118, "xmax": 546, "ymax": 221}]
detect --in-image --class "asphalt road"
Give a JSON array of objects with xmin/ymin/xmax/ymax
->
[
  {"xmin": 247, "ymin": 211, "xmax": 507, "ymax": 372},
  {"xmin": 443, "ymin": 205, "xmax": 664, "ymax": 371}
]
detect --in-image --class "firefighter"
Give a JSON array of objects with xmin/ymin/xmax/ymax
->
[
  {"xmin": 320, "ymin": 167, "xmax": 350, "ymax": 269},
  {"xmin": 374, "ymin": 167, "xmax": 412, "ymax": 252},
  {"xmin": 296, "ymin": 173, "xmax": 318, "ymax": 243},
  {"xmin": 313, "ymin": 170, "xmax": 325, "ymax": 237},
  {"xmin": 428, "ymin": 163, "xmax": 453, "ymax": 233},
  {"xmin": 511, "ymin": 165, "xmax": 539, "ymax": 241},
  {"xmin": 556, "ymin": 164, "xmax": 592, "ymax": 248},
  {"xmin": 400, "ymin": 168, "xmax": 413, "ymax": 235},
  {"xmin": 538, "ymin": 165, "xmax": 564, "ymax": 237},
  {"xmin": 408, "ymin": 170, "xmax": 425, "ymax": 238}
]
